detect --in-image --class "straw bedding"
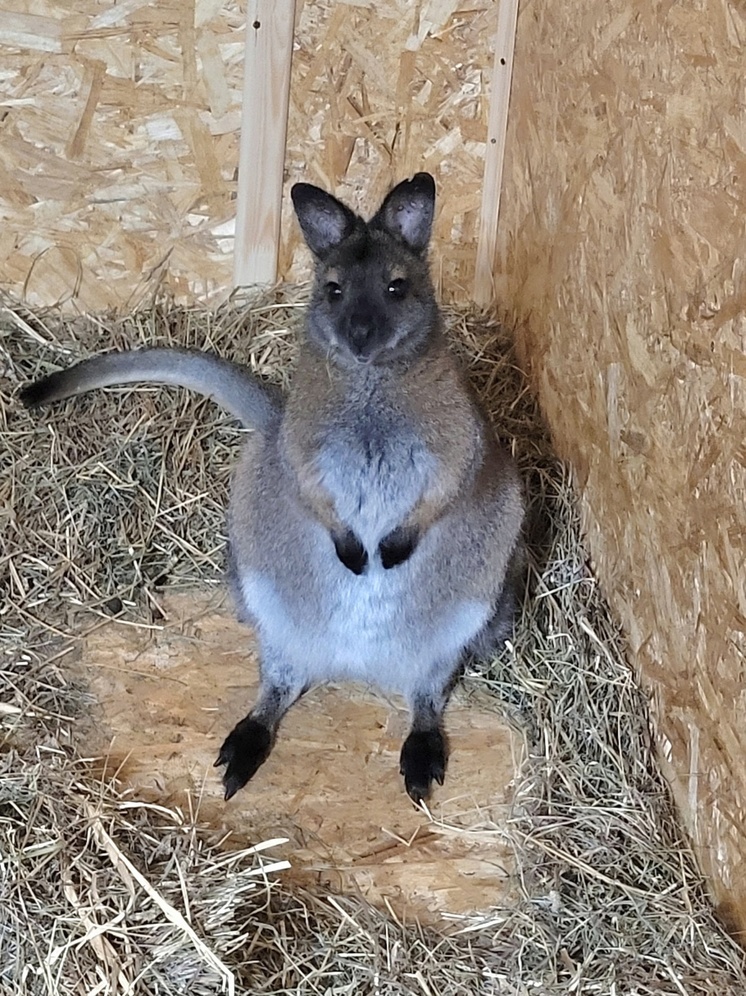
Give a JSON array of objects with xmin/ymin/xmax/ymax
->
[{"xmin": 1, "ymin": 290, "xmax": 745, "ymax": 994}]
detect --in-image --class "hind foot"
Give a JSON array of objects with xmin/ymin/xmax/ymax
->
[
  {"xmin": 399, "ymin": 729, "xmax": 447, "ymax": 803},
  {"xmin": 215, "ymin": 716, "xmax": 273, "ymax": 800}
]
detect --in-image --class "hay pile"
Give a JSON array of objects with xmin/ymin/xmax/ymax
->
[{"xmin": 2, "ymin": 291, "xmax": 745, "ymax": 994}]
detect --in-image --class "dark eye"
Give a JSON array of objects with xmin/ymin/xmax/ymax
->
[
  {"xmin": 326, "ymin": 281, "xmax": 342, "ymax": 302},
  {"xmin": 388, "ymin": 278, "xmax": 408, "ymax": 299}
]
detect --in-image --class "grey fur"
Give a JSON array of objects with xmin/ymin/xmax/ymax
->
[
  {"xmin": 20, "ymin": 347, "xmax": 283, "ymax": 431},
  {"xmin": 20, "ymin": 173, "xmax": 526, "ymax": 804}
]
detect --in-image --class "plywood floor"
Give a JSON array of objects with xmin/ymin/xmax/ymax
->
[{"xmin": 76, "ymin": 591, "xmax": 522, "ymax": 923}]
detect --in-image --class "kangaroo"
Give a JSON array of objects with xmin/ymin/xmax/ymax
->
[{"xmin": 20, "ymin": 173, "xmax": 525, "ymax": 804}]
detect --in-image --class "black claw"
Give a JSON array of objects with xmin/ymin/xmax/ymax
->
[
  {"xmin": 379, "ymin": 526, "xmax": 418, "ymax": 569},
  {"xmin": 399, "ymin": 729, "xmax": 447, "ymax": 803},
  {"xmin": 333, "ymin": 529, "xmax": 368, "ymax": 574},
  {"xmin": 215, "ymin": 716, "xmax": 273, "ymax": 800},
  {"xmin": 223, "ymin": 774, "xmax": 247, "ymax": 802}
]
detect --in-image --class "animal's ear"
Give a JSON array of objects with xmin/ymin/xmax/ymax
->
[
  {"xmin": 291, "ymin": 183, "xmax": 359, "ymax": 259},
  {"xmin": 370, "ymin": 173, "xmax": 436, "ymax": 254}
]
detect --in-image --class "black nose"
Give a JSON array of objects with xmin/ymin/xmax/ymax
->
[{"xmin": 348, "ymin": 313, "xmax": 374, "ymax": 354}]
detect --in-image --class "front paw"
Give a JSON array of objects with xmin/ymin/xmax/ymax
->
[
  {"xmin": 215, "ymin": 716, "xmax": 273, "ymax": 800},
  {"xmin": 333, "ymin": 529, "xmax": 368, "ymax": 574},
  {"xmin": 379, "ymin": 526, "xmax": 419, "ymax": 569},
  {"xmin": 399, "ymin": 729, "xmax": 447, "ymax": 803}
]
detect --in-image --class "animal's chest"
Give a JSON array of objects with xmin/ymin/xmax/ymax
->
[{"xmin": 316, "ymin": 412, "xmax": 433, "ymax": 544}]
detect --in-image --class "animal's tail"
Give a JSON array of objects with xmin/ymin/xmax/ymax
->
[{"xmin": 19, "ymin": 347, "xmax": 283, "ymax": 431}]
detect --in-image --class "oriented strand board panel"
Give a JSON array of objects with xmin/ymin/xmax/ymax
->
[
  {"xmin": 281, "ymin": 0, "xmax": 496, "ymax": 299},
  {"xmin": 498, "ymin": 0, "xmax": 746, "ymax": 936},
  {"xmin": 77, "ymin": 591, "xmax": 521, "ymax": 923},
  {"xmin": 0, "ymin": 0, "xmax": 247, "ymax": 311},
  {"xmin": 0, "ymin": 0, "xmax": 498, "ymax": 311}
]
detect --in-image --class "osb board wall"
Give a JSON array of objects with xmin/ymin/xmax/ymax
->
[
  {"xmin": 0, "ymin": 0, "xmax": 496, "ymax": 312},
  {"xmin": 281, "ymin": 0, "xmax": 495, "ymax": 295},
  {"xmin": 497, "ymin": 0, "xmax": 746, "ymax": 934},
  {"xmin": 0, "ymin": 0, "xmax": 247, "ymax": 310}
]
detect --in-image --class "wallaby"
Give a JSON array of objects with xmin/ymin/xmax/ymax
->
[{"xmin": 20, "ymin": 173, "xmax": 525, "ymax": 804}]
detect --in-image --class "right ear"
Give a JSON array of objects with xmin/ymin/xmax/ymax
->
[
  {"xmin": 370, "ymin": 173, "xmax": 435, "ymax": 254},
  {"xmin": 291, "ymin": 183, "xmax": 359, "ymax": 259}
]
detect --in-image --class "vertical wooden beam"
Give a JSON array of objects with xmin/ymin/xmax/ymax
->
[
  {"xmin": 473, "ymin": 0, "xmax": 520, "ymax": 308},
  {"xmin": 233, "ymin": 0, "xmax": 296, "ymax": 288}
]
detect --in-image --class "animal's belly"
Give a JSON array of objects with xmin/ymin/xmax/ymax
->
[{"xmin": 238, "ymin": 562, "xmax": 490, "ymax": 697}]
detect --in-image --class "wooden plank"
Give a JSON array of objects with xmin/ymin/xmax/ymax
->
[
  {"xmin": 473, "ymin": 0, "xmax": 520, "ymax": 308},
  {"xmin": 233, "ymin": 0, "xmax": 296, "ymax": 288}
]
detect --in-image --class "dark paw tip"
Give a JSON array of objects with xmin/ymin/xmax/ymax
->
[
  {"xmin": 333, "ymin": 530, "xmax": 368, "ymax": 574},
  {"xmin": 223, "ymin": 776, "xmax": 243, "ymax": 802},
  {"xmin": 379, "ymin": 526, "xmax": 418, "ymax": 569},
  {"xmin": 215, "ymin": 716, "xmax": 273, "ymax": 800},
  {"xmin": 400, "ymin": 729, "xmax": 447, "ymax": 803},
  {"xmin": 18, "ymin": 382, "xmax": 45, "ymax": 408}
]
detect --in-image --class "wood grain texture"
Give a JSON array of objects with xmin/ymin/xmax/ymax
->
[
  {"xmin": 280, "ymin": 0, "xmax": 497, "ymax": 300},
  {"xmin": 77, "ymin": 591, "xmax": 521, "ymax": 923},
  {"xmin": 498, "ymin": 0, "xmax": 746, "ymax": 937},
  {"xmin": 0, "ymin": 0, "xmax": 496, "ymax": 309},
  {"xmin": 473, "ymin": 0, "xmax": 520, "ymax": 308},
  {"xmin": 233, "ymin": 0, "xmax": 296, "ymax": 287},
  {"xmin": 0, "ymin": 0, "xmax": 248, "ymax": 311}
]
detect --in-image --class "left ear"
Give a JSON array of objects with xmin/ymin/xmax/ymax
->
[
  {"xmin": 291, "ymin": 183, "xmax": 360, "ymax": 259},
  {"xmin": 370, "ymin": 173, "xmax": 436, "ymax": 254}
]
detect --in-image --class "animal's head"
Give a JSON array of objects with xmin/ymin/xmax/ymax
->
[{"xmin": 291, "ymin": 174, "xmax": 439, "ymax": 366}]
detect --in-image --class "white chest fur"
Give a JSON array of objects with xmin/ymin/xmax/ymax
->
[{"xmin": 315, "ymin": 423, "xmax": 434, "ymax": 550}]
